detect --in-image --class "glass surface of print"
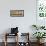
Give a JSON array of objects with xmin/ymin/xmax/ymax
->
[{"xmin": 37, "ymin": 0, "xmax": 46, "ymax": 18}]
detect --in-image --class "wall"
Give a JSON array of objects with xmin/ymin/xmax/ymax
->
[{"xmin": 0, "ymin": 0, "xmax": 36, "ymax": 42}]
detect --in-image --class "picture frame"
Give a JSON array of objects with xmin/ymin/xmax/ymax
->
[{"xmin": 10, "ymin": 10, "xmax": 24, "ymax": 17}]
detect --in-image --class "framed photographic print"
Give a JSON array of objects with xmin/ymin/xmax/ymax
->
[
  {"xmin": 37, "ymin": 0, "xmax": 46, "ymax": 18},
  {"xmin": 10, "ymin": 10, "xmax": 24, "ymax": 17}
]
